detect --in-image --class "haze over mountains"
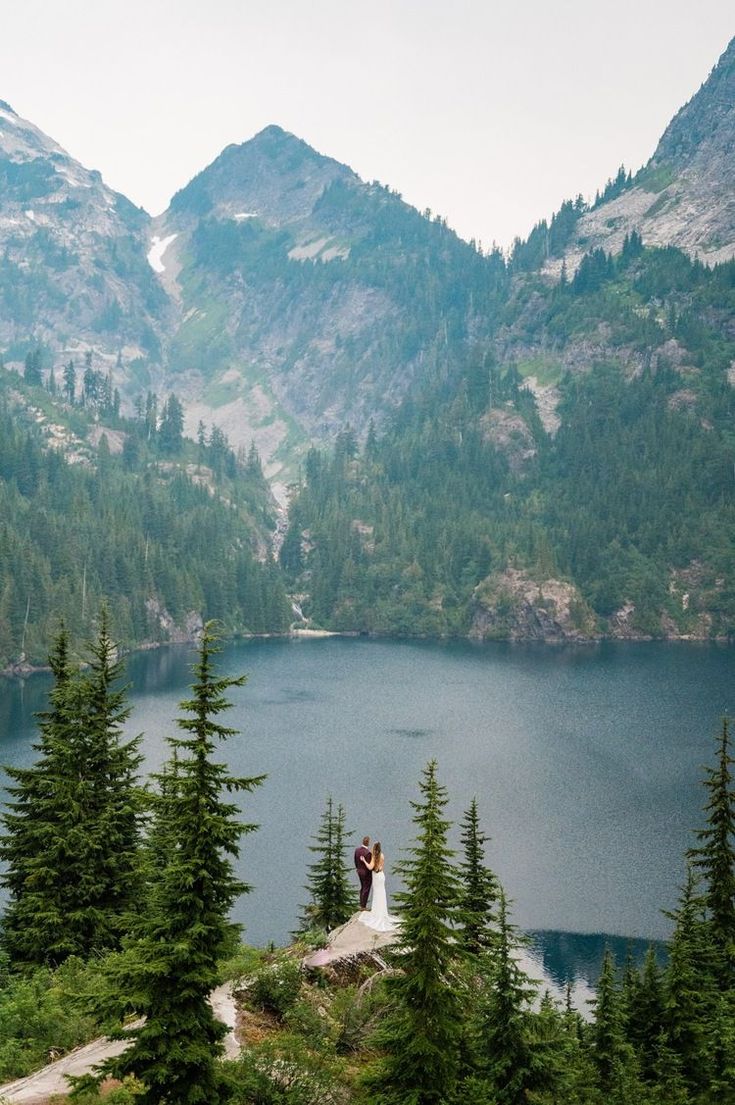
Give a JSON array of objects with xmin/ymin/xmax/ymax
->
[
  {"xmin": 0, "ymin": 34, "xmax": 733, "ymax": 488},
  {"xmin": 1, "ymin": 34, "xmax": 734, "ymax": 654}
]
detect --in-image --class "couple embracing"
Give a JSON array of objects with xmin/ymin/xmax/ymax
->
[{"xmin": 354, "ymin": 835, "xmax": 399, "ymax": 933}]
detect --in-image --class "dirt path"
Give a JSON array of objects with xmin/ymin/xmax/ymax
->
[{"xmin": 0, "ymin": 984, "xmax": 239, "ymax": 1105}]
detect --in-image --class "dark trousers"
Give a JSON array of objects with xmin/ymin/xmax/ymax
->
[{"xmin": 358, "ymin": 871, "xmax": 372, "ymax": 909}]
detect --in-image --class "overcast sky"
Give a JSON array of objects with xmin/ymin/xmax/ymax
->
[{"xmin": 1, "ymin": 1, "xmax": 732, "ymax": 248}]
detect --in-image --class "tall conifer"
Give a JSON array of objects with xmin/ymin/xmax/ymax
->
[
  {"xmin": 302, "ymin": 795, "xmax": 355, "ymax": 931},
  {"xmin": 591, "ymin": 949, "xmax": 637, "ymax": 1095},
  {"xmin": 476, "ymin": 891, "xmax": 545, "ymax": 1105},
  {"xmin": 103, "ymin": 624, "xmax": 263, "ymax": 1105},
  {"xmin": 0, "ymin": 618, "xmax": 143, "ymax": 965},
  {"xmin": 690, "ymin": 717, "xmax": 735, "ymax": 984},
  {"xmin": 0, "ymin": 626, "xmax": 74, "ymax": 963},
  {"xmin": 364, "ymin": 760, "xmax": 464, "ymax": 1105},
  {"xmin": 458, "ymin": 797, "xmax": 498, "ymax": 955},
  {"xmin": 628, "ymin": 945, "xmax": 665, "ymax": 1083},
  {"xmin": 664, "ymin": 865, "xmax": 714, "ymax": 1094}
]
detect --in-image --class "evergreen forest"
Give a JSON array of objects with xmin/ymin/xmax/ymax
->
[
  {"xmin": 0, "ymin": 361, "xmax": 289, "ymax": 669},
  {"xmin": 0, "ymin": 628, "xmax": 733, "ymax": 1104},
  {"xmin": 282, "ymin": 243, "xmax": 735, "ymax": 639},
  {"xmin": 2, "ymin": 239, "xmax": 735, "ymax": 668}
]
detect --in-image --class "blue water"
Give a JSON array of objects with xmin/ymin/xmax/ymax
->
[{"xmin": 1, "ymin": 637, "xmax": 732, "ymax": 977}]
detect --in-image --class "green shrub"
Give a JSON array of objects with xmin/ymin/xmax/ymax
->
[
  {"xmin": 228, "ymin": 1033, "xmax": 344, "ymax": 1105},
  {"xmin": 0, "ymin": 962, "xmax": 97, "ymax": 1081},
  {"xmin": 249, "ymin": 959, "xmax": 303, "ymax": 1019}
]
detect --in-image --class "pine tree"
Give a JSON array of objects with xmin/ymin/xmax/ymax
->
[
  {"xmin": 628, "ymin": 945, "xmax": 665, "ymax": 1083},
  {"xmin": 81, "ymin": 609, "xmax": 145, "ymax": 947},
  {"xmin": 63, "ymin": 360, "xmax": 76, "ymax": 403},
  {"xmin": 664, "ymin": 865, "xmax": 714, "ymax": 1094},
  {"xmin": 458, "ymin": 797, "xmax": 498, "ymax": 955},
  {"xmin": 0, "ymin": 619, "xmax": 143, "ymax": 965},
  {"xmin": 158, "ymin": 393, "xmax": 185, "ymax": 455},
  {"xmin": 591, "ymin": 948, "xmax": 638, "ymax": 1096},
  {"xmin": 364, "ymin": 760, "xmax": 465, "ymax": 1105},
  {"xmin": 103, "ymin": 624, "xmax": 264, "ymax": 1105},
  {"xmin": 0, "ymin": 626, "xmax": 76, "ymax": 963},
  {"xmin": 23, "ymin": 348, "xmax": 42, "ymax": 386},
  {"xmin": 301, "ymin": 795, "xmax": 355, "ymax": 931},
  {"xmin": 690, "ymin": 717, "xmax": 735, "ymax": 984},
  {"xmin": 476, "ymin": 891, "xmax": 545, "ymax": 1105}
]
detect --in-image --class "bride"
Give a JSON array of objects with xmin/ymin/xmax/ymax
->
[{"xmin": 361, "ymin": 842, "xmax": 400, "ymax": 932}]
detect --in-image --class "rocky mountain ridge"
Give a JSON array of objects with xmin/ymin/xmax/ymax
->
[
  {"xmin": 0, "ymin": 100, "xmax": 166, "ymax": 367},
  {"xmin": 544, "ymin": 36, "xmax": 735, "ymax": 276},
  {"xmin": 0, "ymin": 33, "xmax": 733, "ymax": 491}
]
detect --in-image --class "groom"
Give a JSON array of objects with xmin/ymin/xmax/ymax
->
[{"xmin": 354, "ymin": 835, "xmax": 372, "ymax": 909}]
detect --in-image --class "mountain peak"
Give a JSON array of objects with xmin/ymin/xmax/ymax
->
[
  {"xmin": 0, "ymin": 99, "xmax": 16, "ymax": 116},
  {"xmin": 167, "ymin": 124, "xmax": 354, "ymax": 224},
  {"xmin": 651, "ymin": 34, "xmax": 735, "ymax": 170},
  {"xmin": 224, "ymin": 123, "xmax": 338, "ymax": 170},
  {"xmin": 250, "ymin": 123, "xmax": 294, "ymax": 143}
]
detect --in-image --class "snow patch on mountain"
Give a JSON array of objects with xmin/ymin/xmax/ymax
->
[{"xmin": 147, "ymin": 233, "xmax": 178, "ymax": 273}]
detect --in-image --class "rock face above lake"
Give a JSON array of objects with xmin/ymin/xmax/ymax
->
[
  {"xmin": 470, "ymin": 569, "xmax": 599, "ymax": 643},
  {"xmin": 549, "ymin": 35, "xmax": 735, "ymax": 274}
]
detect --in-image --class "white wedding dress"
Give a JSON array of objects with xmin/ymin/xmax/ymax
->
[{"xmin": 362, "ymin": 869, "xmax": 400, "ymax": 932}]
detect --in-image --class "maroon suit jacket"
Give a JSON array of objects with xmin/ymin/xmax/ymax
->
[{"xmin": 354, "ymin": 845, "xmax": 372, "ymax": 880}]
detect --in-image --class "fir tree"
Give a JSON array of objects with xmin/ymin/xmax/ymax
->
[
  {"xmin": 458, "ymin": 797, "xmax": 498, "ymax": 955},
  {"xmin": 0, "ymin": 619, "xmax": 143, "ymax": 966},
  {"xmin": 664, "ymin": 865, "xmax": 714, "ymax": 1094},
  {"xmin": 364, "ymin": 760, "xmax": 465, "ymax": 1105},
  {"xmin": 63, "ymin": 360, "xmax": 76, "ymax": 403},
  {"xmin": 0, "ymin": 626, "xmax": 75, "ymax": 963},
  {"xmin": 628, "ymin": 945, "xmax": 665, "ymax": 1083},
  {"xmin": 690, "ymin": 717, "xmax": 735, "ymax": 984},
  {"xmin": 591, "ymin": 948, "xmax": 638, "ymax": 1097},
  {"xmin": 475, "ymin": 891, "xmax": 545, "ymax": 1105},
  {"xmin": 81, "ymin": 609, "xmax": 145, "ymax": 947},
  {"xmin": 103, "ymin": 624, "xmax": 264, "ymax": 1105},
  {"xmin": 23, "ymin": 348, "xmax": 42, "ymax": 387},
  {"xmin": 301, "ymin": 795, "xmax": 355, "ymax": 931}
]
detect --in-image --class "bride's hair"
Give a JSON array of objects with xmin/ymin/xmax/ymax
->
[{"xmin": 372, "ymin": 842, "xmax": 382, "ymax": 866}]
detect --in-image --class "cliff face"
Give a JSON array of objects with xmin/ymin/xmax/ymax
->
[
  {"xmin": 468, "ymin": 564, "xmax": 727, "ymax": 644},
  {"xmin": 548, "ymin": 36, "xmax": 735, "ymax": 275},
  {"xmin": 470, "ymin": 569, "xmax": 599, "ymax": 643},
  {"xmin": 0, "ymin": 101, "xmax": 166, "ymax": 364},
  {"xmin": 155, "ymin": 125, "xmax": 500, "ymax": 483}
]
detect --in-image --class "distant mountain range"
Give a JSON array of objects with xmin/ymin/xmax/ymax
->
[{"xmin": 1, "ymin": 35, "xmax": 733, "ymax": 491}]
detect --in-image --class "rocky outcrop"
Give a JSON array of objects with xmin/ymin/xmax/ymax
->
[
  {"xmin": 0, "ymin": 100, "xmax": 166, "ymax": 364},
  {"xmin": 469, "ymin": 568, "xmax": 599, "ymax": 642},
  {"xmin": 145, "ymin": 599, "xmax": 203, "ymax": 644},
  {"xmin": 480, "ymin": 407, "xmax": 537, "ymax": 471},
  {"xmin": 547, "ymin": 35, "xmax": 735, "ymax": 274}
]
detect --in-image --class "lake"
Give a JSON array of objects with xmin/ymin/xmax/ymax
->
[{"xmin": 1, "ymin": 636, "xmax": 732, "ymax": 985}]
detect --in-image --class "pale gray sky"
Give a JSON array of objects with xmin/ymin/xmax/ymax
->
[{"xmin": 1, "ymin": 0, "xmax": 732, "ymax": 248}]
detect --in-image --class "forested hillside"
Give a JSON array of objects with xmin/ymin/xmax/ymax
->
[
  {"xmin": 282, "ymin": 243, "xmax": 735, "ymax": 640},
  {"xmin": 0, "ymin": 364, "xmax": 289, "ymax": 669}
]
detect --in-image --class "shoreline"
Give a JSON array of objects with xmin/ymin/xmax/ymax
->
[
  {"xmin": 1, "ymin": 624, "xmax": 731, "ymax": 681},
  {"xmin": 0, "ymin": 626, "xmax": 356, "ymax": 680}
]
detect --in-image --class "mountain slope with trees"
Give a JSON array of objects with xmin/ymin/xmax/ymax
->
[
  {"xmin": 282, "ymin": 242, "xmax": 735, "ymax": 640},
  {"xmin": 0, "ymin": 363, "xmax": 289, "ymax": 670},
  {"xmin": 516, "ymin": 35, "xmax": 735, "ymax": 277}
]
